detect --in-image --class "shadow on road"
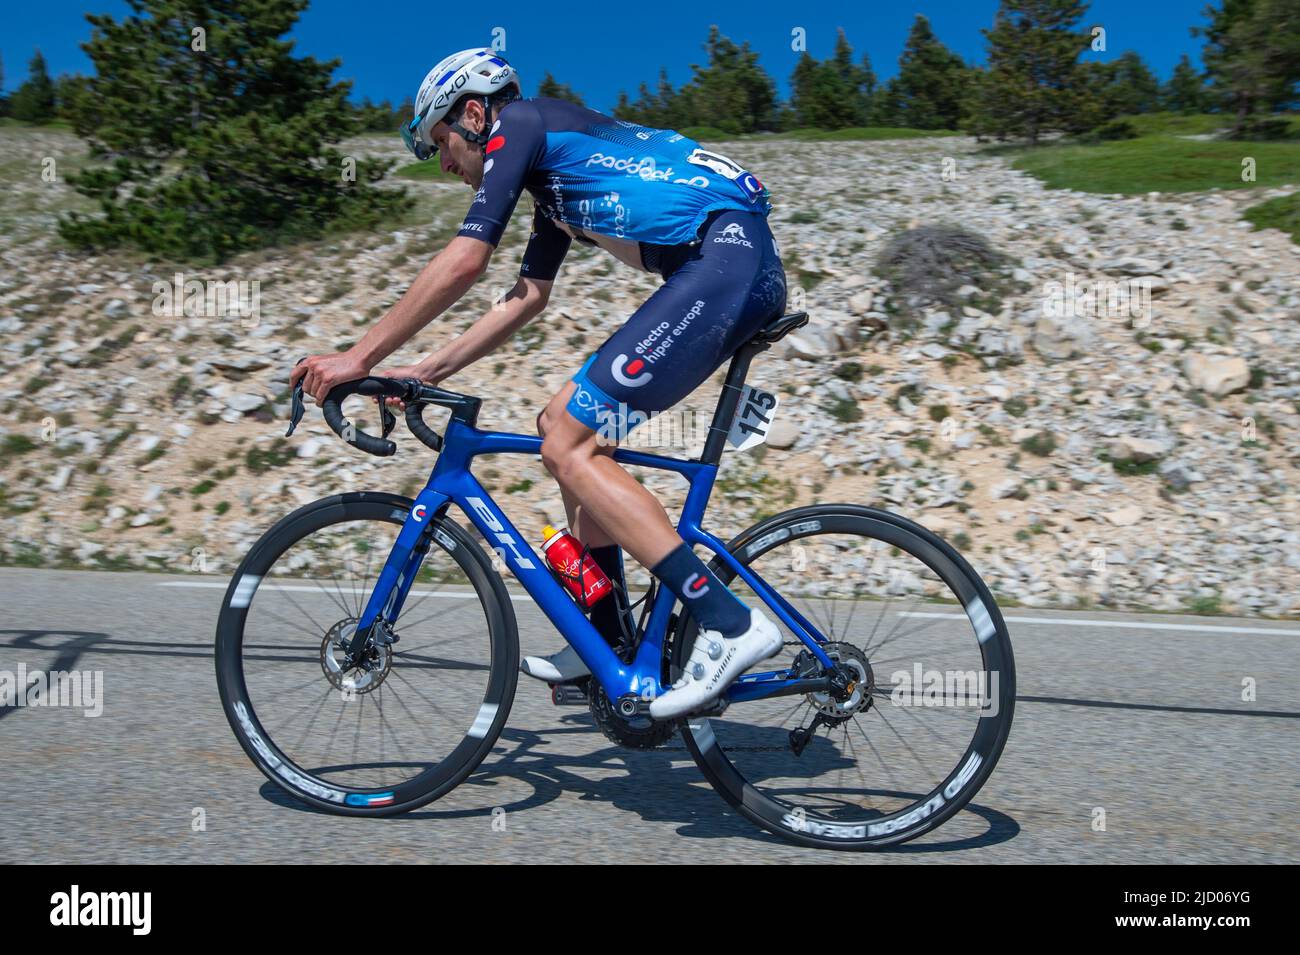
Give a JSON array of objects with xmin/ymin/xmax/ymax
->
[{"xmin": 253, "ymin": 714, "xmax": 1022, "ymax": 853}]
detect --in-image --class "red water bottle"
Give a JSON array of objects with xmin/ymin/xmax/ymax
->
[{"xmin": 540, "ymin": 525, "xmax": 612, "ymax": 609}]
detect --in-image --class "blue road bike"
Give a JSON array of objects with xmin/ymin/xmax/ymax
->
[{"xmin": 215, "ymin": 311, "xmax": 1016, "ymax": 849}]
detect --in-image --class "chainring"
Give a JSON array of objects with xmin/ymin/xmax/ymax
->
[{"xmin": 588, "ymin": 680, "xmax": 677, "ymax": 750}]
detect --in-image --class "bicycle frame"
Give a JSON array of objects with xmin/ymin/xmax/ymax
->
[{"xmin": 352, "ymin": 415, "xmax": 837, "ymax": 706}]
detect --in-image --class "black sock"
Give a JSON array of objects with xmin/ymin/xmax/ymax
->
[
  {"xmin": 587, "ymin": 544, "xmax": 628, "ymax": 647},
  {"xmin": 650, "ymin": 542, "xmax": 751, "ymax": 639}
]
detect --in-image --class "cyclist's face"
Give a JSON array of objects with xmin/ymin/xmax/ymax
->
[{"xmin": 433, "ymin": 100, "xmax": 487, "ymax": 189}]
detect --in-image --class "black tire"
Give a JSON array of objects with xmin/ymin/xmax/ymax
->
[
  {"xmin": 670, "ymin": 504, "xmax": 1015, "ymax": 850},
  {"xmin": 215, "ymin": 491, "xmax": 517, "ymax": 815}
]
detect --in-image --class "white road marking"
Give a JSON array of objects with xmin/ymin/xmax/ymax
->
[
  {"xmin": 162, "ymin": 581, "xmax": 1300, "ymax": 635},
  {"xmin": 161, "ymin": 580, "xmax": 537, "ymax": 603},
  {"xmin": 898, "ymin": 612, "xmax": 1300, "ymax": 637}
]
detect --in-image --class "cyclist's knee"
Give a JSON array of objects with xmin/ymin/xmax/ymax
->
[
  {"xmin": 538, "ymin": 381, "xmax": 577, "ymax": 438},
  {"xmin": 539, "ymin": 431, "xmax": 574, "ymax": 480},
  {"xmin": 540, "ymin": 420, "xmax": 602, "ymax": 483}
]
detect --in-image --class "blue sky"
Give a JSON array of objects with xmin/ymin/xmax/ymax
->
[{"xmin": 4, "ymin": 0, "xmax": 1214, "ymax": 111}]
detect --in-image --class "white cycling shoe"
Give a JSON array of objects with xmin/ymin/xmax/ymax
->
[
  {"xmin": 649, "ymin": 607, "xmax": 783, "ymax": 720},
  {"xmin": 520, "ymin": 645, "xmax": 590, "ymax": 684}
]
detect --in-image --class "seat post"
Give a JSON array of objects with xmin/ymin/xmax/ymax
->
[{"xmin": 699, "ymin": 341, "xmax": 766, "ymax": 466}]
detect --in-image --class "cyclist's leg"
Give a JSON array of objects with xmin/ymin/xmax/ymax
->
[
  {"xmin": 541, "ymin": 209, "xmax": 786, "ymax": 641},
  {"xmin": 538, "ymin": 380, "xmax": 681, "ymax": 570},
  {"xmin": 536, "ymin": 405, "xmax": 617, "ymax": 548},
  {"xmin": 536, "ymin": 405, "xmax": 629, "ymax": 650}
]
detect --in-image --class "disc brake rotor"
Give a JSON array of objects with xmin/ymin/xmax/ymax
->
[
  {"xmin": 320, "ymin": 617, "xmax": 392, "ymax": 694},
  {"xmin": 807, "ymin": 642, "xmax": 873, "ymax": 725}
]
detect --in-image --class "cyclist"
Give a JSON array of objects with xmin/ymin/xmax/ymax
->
[{"xmin": 291, "ymin": 49, "xmax": 787, "ymax": 719}]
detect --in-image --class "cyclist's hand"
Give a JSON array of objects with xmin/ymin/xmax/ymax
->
[
  {"xmin": 371, "ymin": 362, "xmax": 440, "ymax": 409},
  {"xmin": 292, "ymin": 351, "xmax": 371, "ymax": 404}
]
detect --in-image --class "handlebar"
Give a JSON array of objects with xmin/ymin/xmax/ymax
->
[{"xmin": 287, "ymin": 373, "xmax": 469, "ymax": 457}]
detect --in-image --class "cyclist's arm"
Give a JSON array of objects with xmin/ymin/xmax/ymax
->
[
  {"xmin": 416, "ymin": 274, "xmax": 554, "ymax": 382},
  {"xmin": 352, "ymin": 236, "xmax": 491, "ymax": 368},
  {"xmin": 355, "ymin": 102, "xmax": 547, "ymax": 368}
]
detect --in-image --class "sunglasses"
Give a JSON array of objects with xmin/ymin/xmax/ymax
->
[{"xmin": 401, "ymin": 104, "xmax": 437, "ymax": 161}]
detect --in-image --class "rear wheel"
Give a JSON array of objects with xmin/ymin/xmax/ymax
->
[
  {"xmin": 215, "ymin": 492, "xmax": 517, "ymax": 815},
  {"xmin": 671, "ymin": 505, "xmax": 1015, "ymax": 849}
]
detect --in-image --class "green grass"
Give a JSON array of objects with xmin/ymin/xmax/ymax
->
[
  {"xmin": 0, "ymin": 117, "xmax": 75, "ymax": 130},
  {"xmin": 1009, "ymin": 135, "xmax": 1300, "ymax": 194},
  {"xmin": 1114, "ymin": 111, "xmax": 1232, "ymax": 137},
  {"xmin": 393, "ymin": 160, "xmax": 466, "ymax": 182},
  {"xmin": 2, "ymin": 434, "xmax": 38, "ymax": 456},
  {"xmin": 1185, "ymin": 592, "xmax": 1223, "ymax": 616},
  {"xmin": 677, "ymin": 125, "xmax": 957, "ymax": 143},
  {"xmin": 676, "ymin": 126, "xmax": 737, "ymax": 141},
  {"xmin": 774, "ymin": 126, "xmax": 957, "ymax": 142},
  {"xmin": 1243, "ymin": 191, "xmax": 1300, "ymax": 244}
]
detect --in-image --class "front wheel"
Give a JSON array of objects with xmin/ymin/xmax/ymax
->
[
  {"xmin": 672, "ymin": 504, "xmax": 1015, "ymax": 849},
  {"xmin": 215, "ymin": 491, "xmax": 518, "ymax": 815}
]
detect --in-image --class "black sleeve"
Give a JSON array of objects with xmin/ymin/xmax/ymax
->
[
  {"xmin": 519, "ymin": 203, "xmax": 572, "ymax": 281},
  {"xmin": 457, "ymin": 100, "xmax": 545, "ymax": 246}
]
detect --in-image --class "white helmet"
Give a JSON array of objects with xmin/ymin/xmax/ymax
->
[{"xmin": 402, "ymin": 48, "xmax": 520, "ymax": 160}]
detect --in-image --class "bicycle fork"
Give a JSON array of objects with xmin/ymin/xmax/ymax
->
[{"xmin": 343, "ymin": 496, "xmax": 449, "ymax": 665}]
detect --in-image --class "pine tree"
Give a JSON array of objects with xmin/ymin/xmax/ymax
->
[
  {"xmin": 537, "ymin": 72, "xmax": 585, "ymax": 106},
  {"xmin": 676, "ymin": 26, "xmax": 777, "ymax": 134},
  {"xmin": 789, "ymin": 52, "xmax": 828, "ymax": 127},
  {"xmin": 10, "ymin": 49, "xmax": 58, "ymax": 123},
  {"xmin": 0, "ymin": 52, "xmax": 7, "ymax": 118},
  {"xmin": 613, "ymin": 69, "xmax": 676, "ymax": 127},
  {"xmin": 1163, "ymin": 53, "xmax": 1207, "ymax": 113},
  {"xmin": 855, "ymin": 52, "xmax": 879, "ymax": 125},
  {"xmin": 54, "ymin": 74, "xmax": 90, "ymax": 122},
  {"xmin": 788, "ymin": 31, "xmax": 880, "ymax": 130},
  {"xmin": 1197, "ymin": 0, "xmax": 1300, "ymax": 137},
  {"xmin": 58, "ymin": 0, "xmax": 409, "ymax": 262},
  {"xmin": 871, "ymin": 79, "xmax": 906, "ymax": 128},
  {"xmin": 831, "ymin": 30, "xmax": 878, "ymax": 128},
  {"xmin": 977, "ymin": 0, "xmax": 1092, "ymax": 144},
  {"xmin": 960, "ymin": 68, "xmax": 1001, "ymax": 140},
  {"xmin": 1104, "ymin": 50, "xmax": 1162, "ymax": 114},
  {"xmin": 891, "ymin": 15, "xmax": 969, "ymax": 130}
]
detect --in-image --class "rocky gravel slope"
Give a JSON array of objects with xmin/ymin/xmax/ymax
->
[{"xmin": 1, "ymin": 127, "xmax": 1296, "ymax": 615}]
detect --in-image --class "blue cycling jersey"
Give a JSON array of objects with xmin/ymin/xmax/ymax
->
[{"xmin": 457, "ymin": 97, "xmax": 772, "ymax": 280}]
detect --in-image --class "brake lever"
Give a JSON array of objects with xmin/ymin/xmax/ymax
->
[
  {"xmin": 379, "ymin": 402, "xmax": 397, "ymax": 439},
  {"xmin": 287, "ymin": 380, "xmax": 306, "ymax": 437}
]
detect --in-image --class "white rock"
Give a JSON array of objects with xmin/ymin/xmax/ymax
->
[
  {"xmin": 765, "ymin": 420, "xmax": 799, "ymax": 450},
  {"xmin": 298, "ymin": 437, "xmax": 325, "ymax": 459},
  {"xmin": 990, "ymin": 479, "xmax": 1022, "ymax": 500},
  {"xmin": 225, "ymin": 393, "xmax": 266, "ymax": 413},
  {"xmin": 1108, "ymin": 436, "xmax": 1170, "ymax": 462},
  {"xmin": 1183, "ymin": 353, "xmax": 1249, "ymax": 397},
  {"xmin": 848, "ymin": 290, "xmax": 874, "ymax": 315},
  {"xmin": 1104, "ymin": 505, "xmax": 1144, "ymax": 527}
]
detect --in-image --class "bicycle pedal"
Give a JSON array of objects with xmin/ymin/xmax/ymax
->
[{"xmin": 550, "ymin": 682, "xmax": 589, "ymax": 706}]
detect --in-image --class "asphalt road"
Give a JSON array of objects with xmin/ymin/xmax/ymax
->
[{"xmin": 1, "ymin": 567, "xmax": 1296, "ymax": 864}]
